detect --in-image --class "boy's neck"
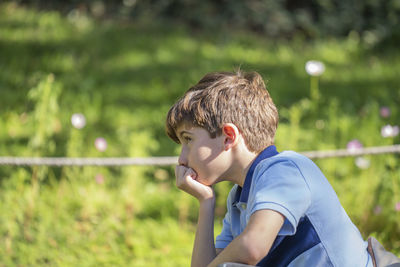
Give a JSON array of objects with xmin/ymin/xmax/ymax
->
[{"xmin": 227, "ymin": 146, "xmax": 259, "ymax": 187}]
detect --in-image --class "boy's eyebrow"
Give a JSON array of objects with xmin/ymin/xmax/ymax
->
[{"xmin": 178, "ymin": 130, "xmax": 192, "ymax": 137}]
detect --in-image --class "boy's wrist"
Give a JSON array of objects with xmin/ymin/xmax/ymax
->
[
  {"xmin": 198, "ymin": 197, "xmax": 216, "ymax": 221},
  {"xmin": 198, "ymin": 186, "xmax": 216, "ymax": 204},
  {"xmin": 199, "ymin": 195, "xmax": 216, "ymax": 207}
]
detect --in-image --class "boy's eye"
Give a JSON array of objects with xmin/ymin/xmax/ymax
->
[{"xmin": 182, "ymin": 136, "xmax": 192, "ymax": 143}]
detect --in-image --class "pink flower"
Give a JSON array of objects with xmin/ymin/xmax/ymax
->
[
  {"xmin": 395, "ymin": 202, "xmax": 400, "ymax": 212},
  {"xmin": 374, "ymin": 205, "xmax": 382, "ymax": 215},
  {"xmin": 95, "ymin": 173, "xmax": 105, "ymax": 184},
  {"xmin": 94, "ymin": 137, "xmax": 107, "ymax": 152},
  {"xmin": 379, "ymin": 107, "xmax": 391, "ymax": 118},
  {"xmin": 347, "ymin": 139, "xmax": 363, "ymax": 153}
]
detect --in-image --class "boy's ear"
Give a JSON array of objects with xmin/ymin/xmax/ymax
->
[{"xmin": 222, "ymin": 123, "xmax": 240, "ymax": 150}]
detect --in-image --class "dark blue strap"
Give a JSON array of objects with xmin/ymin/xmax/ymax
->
[{"xmin": 239, "ymin": 145, "xmax": 278, "ymax": 203}]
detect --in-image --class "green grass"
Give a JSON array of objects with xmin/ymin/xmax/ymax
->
[{"xmin": 0, "ymin": 3, "xmax": 399, "ymax": 265}]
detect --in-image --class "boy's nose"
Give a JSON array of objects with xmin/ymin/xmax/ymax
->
[{"xmin": 178, "ymin": 147, "xmax": 188, "ymax": 166}]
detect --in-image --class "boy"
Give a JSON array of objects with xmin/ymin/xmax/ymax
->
[{"xmin": 166, "ymin": 71, "xmax": 372, "ymax": 267}]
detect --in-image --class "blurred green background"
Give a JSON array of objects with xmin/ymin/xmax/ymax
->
[{"xmin": 0, "ymin": 1, "xmax": 399, "ymax": 266}]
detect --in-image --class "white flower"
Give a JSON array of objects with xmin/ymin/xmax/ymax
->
[
  {"xmin": 355, "ymin": 157, "xmax": 370, "ymax": 169},
  {"xmin": 95, "ymin": 137, "xmax": 107, "ymax": 152},
  {"xmin": 381, "ymin": 125, "xmax": 399, "ymax": 138},
  {"xmin": 305, "ymin": 60, "xmax": 325, "ymax": 76},
  {"xmin": 71, "ymin": 113, "xmax": 86, "ymax": 129}
]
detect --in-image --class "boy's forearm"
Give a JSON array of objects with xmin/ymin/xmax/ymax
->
[
  {"xmin": 207, "ymin": 209, "xmax": 285, "ymax": 267},
  {"xmin": 207, "ymin": 234, "xmax": 259, "ymax": 267},
  {"xmin": 191, "ymin": 198, "xmax": 217, "ymax": 267}
]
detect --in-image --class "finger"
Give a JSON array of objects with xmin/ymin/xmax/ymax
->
[
  {"xmin": 175, "ymin": 165, "xmax": 191, "ymax": 189},
  {"xmin": 175, "ymin": 165, "xmax": 189, "ymax": 178},
  {"xmin": 175, "ymin": 165, "xmax": 197, "ymax": 180},
  {"xmin": 175, "ymin": 166, "xmax": 200, "ymax": 191},
  {"xmin": 185, "ymin": 167, "xmax": 197, "ymax": 180}
]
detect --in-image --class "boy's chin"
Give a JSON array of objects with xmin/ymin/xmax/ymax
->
[
  {"xmin": 196, "ymin": 177, "xmax": 213, "ymax": 186},
  {"xmin": 198, "ymin": 177, "xmax": 220, "ymax": 187}
]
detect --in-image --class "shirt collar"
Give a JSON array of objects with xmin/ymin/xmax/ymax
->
[{"xmin": 235, "ymin": 145, "xmax": 279, "ymax": 204}]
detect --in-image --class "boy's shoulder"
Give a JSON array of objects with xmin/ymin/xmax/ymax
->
[
  {"xmin": 251, "ymin": 150, "xmax": 327, "ymax": 192},
  {"xmin": 255, "ymin": 150, "xmax": 316, "ymax": 172},
  {"xmin": 269, "ymin": 150, "xmax": 310, "ymax": 160},
  {"xmin": 225, "ymin": 150, "xmax": 319, "ymax": 206}
]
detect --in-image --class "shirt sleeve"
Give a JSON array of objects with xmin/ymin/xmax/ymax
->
[
  {"xmin": 215, "ymin": 212, "xmax": 234, "ymax": 249},
  {"xmin": 248, "ymin": 159, "xmax": 312, "ymax": 236}
]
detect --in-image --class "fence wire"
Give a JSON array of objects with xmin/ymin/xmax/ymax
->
[{"xmin": 0, "ymin": 145, "xmax": 399, "ymax": 167}]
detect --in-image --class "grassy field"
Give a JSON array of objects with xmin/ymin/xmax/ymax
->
[{"xmin": 0, "ymin": 3, "xmax": 399, "ymax": 266}]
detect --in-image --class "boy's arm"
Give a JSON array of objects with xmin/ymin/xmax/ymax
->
[
  {"xmin": 191, "ymin": 198, "xmax": 217, "ymax": 267},
  {"xmin": 208, "ymin": 209, "xmax": 284, "ymax": 267},
  {"xmin": 175, "ymin": 165, "xmax": 217, "ymax": 267}
]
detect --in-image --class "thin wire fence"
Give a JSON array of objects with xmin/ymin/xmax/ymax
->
[{"xmin": 0, "ymin": 145, "xmax": 399, "ymax": 167}]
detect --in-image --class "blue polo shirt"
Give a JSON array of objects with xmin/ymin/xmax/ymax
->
[{"xmin": 215, "ymin": 146, "xmax": 372, "ymax": 267}]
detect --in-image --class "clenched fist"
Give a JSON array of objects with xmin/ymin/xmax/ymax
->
[{"xmin": 175, "ymin": 165, "xmax": 215, "ymax": 202}]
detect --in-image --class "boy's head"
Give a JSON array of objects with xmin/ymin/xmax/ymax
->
[{"xmin": 166, "ymin": 70, "xmax": 279, "ymax": 153}]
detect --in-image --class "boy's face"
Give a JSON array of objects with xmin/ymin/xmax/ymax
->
[{"xmin": 176, "ymin": 124, "xmax": 230, "ymax": 186}]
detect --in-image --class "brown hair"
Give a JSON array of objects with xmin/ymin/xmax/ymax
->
[{"xmin": 166, "ymin": 70, "xmax": 279, "ymax": 153}]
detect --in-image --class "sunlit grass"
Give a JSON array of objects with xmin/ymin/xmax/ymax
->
[{"xmin": 0, "ymin": 2, "xmax": 399, "ymax": 265}]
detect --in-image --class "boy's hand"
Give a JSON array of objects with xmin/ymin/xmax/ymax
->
[{"xmin": 175, "ymin": 165, "xmax": 215, "ymax": 202}]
